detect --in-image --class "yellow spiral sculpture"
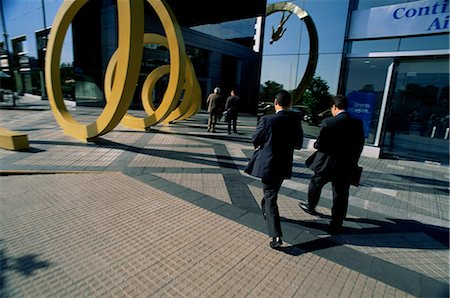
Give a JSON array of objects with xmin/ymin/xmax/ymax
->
[{"xmin": 45, "ymin": 0, "xmax": 201, "ymax": 141}]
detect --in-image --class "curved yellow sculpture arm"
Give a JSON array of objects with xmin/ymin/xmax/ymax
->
[
  {"xmin": 45, "ymin": 0, "xmax": 201, "ymax": 140},
  {"xmin": 45, "ymin": 0, "xmax": 144, "ymax": 141}
]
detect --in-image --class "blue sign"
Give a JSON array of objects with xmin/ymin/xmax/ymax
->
[{"xmin": 347, "ymin": 91, "xmax": 376, "ymax": 138}]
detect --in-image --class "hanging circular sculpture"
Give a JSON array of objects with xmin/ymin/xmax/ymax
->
[{"xmin": 266, "ymin": 2, "xmax": 319, "ymax": 105}]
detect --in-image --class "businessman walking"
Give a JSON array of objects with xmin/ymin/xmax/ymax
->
[
  {"xmin": 246, "ymin": 90, "xmax": 303, "ymax": 249},
  {"xmin": 300, "ymin": 95, "xmax": 365, "ymax": 234}
]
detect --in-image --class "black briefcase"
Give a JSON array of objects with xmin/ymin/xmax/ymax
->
[
  {"xmin": 244, "ymin": 148, "xmax": 259, "ymax": 175},
  {"xmin": 349, "ymin": 166, "xmax": 363, "ymax": 187}
]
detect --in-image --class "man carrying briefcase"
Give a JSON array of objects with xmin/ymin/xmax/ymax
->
[{"xmin": 300, "ymin": 95, "xmax": 365, "ymax": 234}]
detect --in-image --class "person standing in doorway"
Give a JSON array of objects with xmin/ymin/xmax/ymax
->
[
  {"xmin": 224, "ymin": 89, "xmax": 240, "ymax": 134},
  {"xmin": 206, "ymin": 87, "xmax": 223, "ymax": 132},
  {"xmin": 300, "ymin": 95, "xmax": 365, "ymax": 234},
  {"xmin": 246, "ymin": 90, "xmax": 303, "ymax": 249}
]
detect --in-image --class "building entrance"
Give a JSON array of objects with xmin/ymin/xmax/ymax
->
[{"xmin": 382, "ymin": 58, "xmax": 449, "ymax": 164}]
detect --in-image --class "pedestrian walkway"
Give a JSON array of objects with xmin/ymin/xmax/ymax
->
[{"xmin": 0, "ymin": 95, "xmax": 449, "ymax": 297}]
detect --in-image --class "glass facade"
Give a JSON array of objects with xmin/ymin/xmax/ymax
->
[
  {"xmin": 342, "ymin": 58, "xmax": 392, "ymax": 144},
  {"xmin": 350, "ymin": 34, "xmax": 449, "ymax": 55},
  {"xmin": 340, "ymin": 0, "xmax": 449, "ymax": 163},
  {"xmin": 261, "ymin": 0, "xmax": 349, "ymax": 94},
  {"xmin": 382, "ymin": 58, "xmax": 449, "ymax": 163},
  {"xmin": 356, "ymin": 0, "xmax": 416, "ymax": 9},
  {"xmin": 190, "ymin": 18, "xmax": 257, "ymax": 49}
]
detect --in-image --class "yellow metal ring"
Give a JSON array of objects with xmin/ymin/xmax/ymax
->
[
  {"xmin": 104, "ymin": 33, "xmax": 196, "ymax": 129},
  {"xmin": 45, "ymin": 0, "xmax": 144, "ymax": 141}
]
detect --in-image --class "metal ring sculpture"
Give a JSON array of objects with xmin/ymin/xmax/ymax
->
[
  {"xmin": 45, "ymin": 0, "xmax": 201, "ymax": 141},
  {"xmin": 266, "ymin": 2, "xmax": 319, "ymax": 105},
  {"xmin": 104, "ymin": 33, "xmax": 201, "ymax": 129}
]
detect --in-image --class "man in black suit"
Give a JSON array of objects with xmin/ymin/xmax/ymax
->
[
  {"xmin": 224, "ymin": 89, "xmax": 240, "ymax": 134},
  {"xmin": 300, "ymin": 95, "xmax": 365, "ymax": 234},
  {"xmin": 247, "ymin": 90, "xmax": 303, "ymax": 249}
]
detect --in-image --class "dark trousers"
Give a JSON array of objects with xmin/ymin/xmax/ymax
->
[
  {"xmin": 227, "ymin": 114, "xmax": 237, "ymax": 133},
  {"xmin": 207, "ymin": 113, "xmax": 218, "ymax": 131},
  {"xmin": 308, "ymin": 173, "xmax": 350, "ymax": 227},
  {"xmin": 261, "ymin": 178, "xmax": 284, "ymax": 237}
]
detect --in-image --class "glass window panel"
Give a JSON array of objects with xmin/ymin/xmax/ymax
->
[
  {"xmin": 261, "ymin": 54, "xmax": 341, "ymax": 95},
  {"xmin": 302, "ymin": 0, "xmax": 349, "ymax": 54},
  {"xmin": 342, "ymin": 57, "xmax": 392, "ymax": 144},
  {"xmin": 260, "ymin": 54, "xmax": 303, "ymax": 91},
  {"xmin": 265, "ymin": 0, "xmax": 348, "ymax": 55},
  {"xmin": 263, "ymin": 12, "xmax": 303, "ymax": 56},
  {"xmin": 383, "ymin": 58, "xmax": 449, "ymax": 163},
  {"xmin": 356, "ymin": 0, "xmax": 411, "ymax": 10},
  {"xmin": 350, "ymin": 39, "xmax": 400, "ymax": 55},
  {"xmin": 399, "ymin": 34, "xmax": 450, "ymax": 51},
  {"xmin": 190, "ymin": 18, "xmax": 258, "ymax": 49},
  {"xmin": 314, "ymin": 53, "xmax": 342, "ymax": 95}
]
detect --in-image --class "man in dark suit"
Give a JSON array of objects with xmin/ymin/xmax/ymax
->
[
  {"xmin": 247, "ymin": 90, "xmax": 303, "ymax": 249},
  {"xmin": 224, "ymin": 89, "xmax": 240, "ymax": 134},
  {"xmin": 300, "ymin": 95, "xmax": 365, "ymax": 234}
]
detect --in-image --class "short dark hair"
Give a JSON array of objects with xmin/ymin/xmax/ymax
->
[
  {"xmin": 331, "ymin": 95, "xmax": 348, "ymax": 110},
  {"xmin": 275, "ymin": 90, "xmax": 291, "ymax": 107}
]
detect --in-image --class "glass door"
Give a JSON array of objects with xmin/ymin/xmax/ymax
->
[{"xmin": 382, "ymin": 58, "xmax": 449, "ymax": 164}]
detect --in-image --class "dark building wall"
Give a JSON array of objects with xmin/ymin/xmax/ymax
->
[
  {"xmin": 72, "ymin": 0, "xmax": 104, "ymax": 103},
  {"xmin": 181, "ymin": 28, "xmax": 261, "ymax": 113}
]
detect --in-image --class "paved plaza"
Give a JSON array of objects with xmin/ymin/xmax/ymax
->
[{"xmin": 0, "ymin": 95, "xmax": 449, "ymax": 297}]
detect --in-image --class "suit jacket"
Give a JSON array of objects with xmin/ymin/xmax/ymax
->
[
  {"xmin": 225, "ymin": 95, "xmax": 239, "ymax": 117},
  {"xmin": 206, "ymin": 93, "xmax": 222, "ymax": 114},
  {"xmin": 248, "ymin": 110, "xmax": 303, "ymax": 181},
  {"xmin": 308, "ymin": 111, "xmax": 364, "ymax": 176}
]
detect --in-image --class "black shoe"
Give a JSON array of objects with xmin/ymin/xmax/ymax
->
[
  {"xmin": 299, "ymin": 203, "xmax": 318, "ymax": 215},
  {"xmin": 269, "ymin": 237, "xmax": 283, "ymax": 249},
  {"xmin": 328, "ymin": 225, "xmax": 343, "ymax": 235}
]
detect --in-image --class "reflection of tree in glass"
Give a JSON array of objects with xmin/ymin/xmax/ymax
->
[
  {"xmin": 260, "ymin": 80, "xmax": 284, "ymax": 102},
  {"xmin": 301, "ymin": 76, "xmax": 332, "ymax": 125}
]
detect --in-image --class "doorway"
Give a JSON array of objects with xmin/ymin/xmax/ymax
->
[{"xmin": 382, "ymin": 58, "xmax": 449, "ymax": 164}]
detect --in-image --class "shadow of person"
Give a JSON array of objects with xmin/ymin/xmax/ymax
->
[
  {"xmin": 275, "ymin": 216, "xmax": 450, "ymax": 298},
  {"xmin": 274, "ymin": 237, "xmax": 341, "ymax": 256},
  {"xmin": 281, "ymin": 214, "xmax": 449, "ymax": 252}
]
